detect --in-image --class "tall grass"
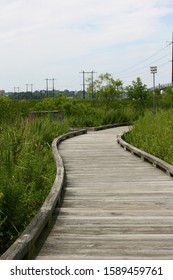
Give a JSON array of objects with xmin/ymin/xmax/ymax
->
[
  {"xmin": 124, "ymin": 110, "xmax": 173, "ymax": 164},
  {"xmin": 0, "ymin": 116, "xmax": 69, "ymax": 254},
  {"xmin": 0, "ymin": 95, "xmax": 137, "ymax": 254}
]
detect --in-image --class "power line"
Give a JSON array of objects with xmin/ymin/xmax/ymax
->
[
  {"xmin": 57, "ymin": 76, "xmax": 80, "ymax": 87},
  {"xmin": 120, "ymin": 53, "xmax": 170, "ymax": 80},
  {"xmin": 115, "ymin": 44, "xmax": 171, "ymax": 76},
  {"xmin": 121, "ymin": 59, "xmax": 170, "ymax": 86}
]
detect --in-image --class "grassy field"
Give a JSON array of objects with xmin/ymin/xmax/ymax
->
[
  {"xmin": 3, "ymin": 94, "xmax": 173, "ymax": 255},
  {"xmin": 2, "ymin": 83, "xmax": 173, "ymax": 255},
  {"xmin": 1, "ymin": 94, "xmax": 173, "ymax": 255},
  {"xmin": 0, "ymin": 96, "xmax": 137, "ymax": 254}
]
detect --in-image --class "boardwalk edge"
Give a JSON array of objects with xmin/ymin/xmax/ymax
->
[
  {"xmin": 0, "ymin": 129, "xmax": 87, "ymax": 260},
  {"xmin": 117, "ymin": 134, "xmax": 173, "ymax": 176}
]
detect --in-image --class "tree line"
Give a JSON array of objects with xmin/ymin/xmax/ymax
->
[{"xmin": 6, "ymin": 73, "xmax": 173, "ymax": 111}]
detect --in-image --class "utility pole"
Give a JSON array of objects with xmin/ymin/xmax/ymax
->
[
  {"xmin": 168, "ymin": 32, "xmax": 173, "ymax": 84},
  {"xmin": 26, "ymin": 84, "xmax": 28, "ymax": 93},
  {"xmin": 45, "ymin": 78, "xmax": 55, "ymax": 97},
  {"xmin": 150, "ymin": 66, "xmax": 157, "ymax": 113},
  {"xmin": 26, "ymin": 84, "xmax": 33, "ymax": 99},
  {"xmin": 80, "ymin": 71, "xmax": 96, "ymax": 99},
  {"xmin": 91, "ymin": 71, "xmax": 96, "ymax": 99},
  {"xmin": 51, "ymin": 78, "xmax": 55, "ymax": 97},
  {"xmin": 45, "ymin": 78, "xmax": 49, "ymax": 97},
  {"xmin": 172, "ymin": 31, "xmax": 173, "ymax": 84},
  {"xmin": 79, "ymin": 71, "xmax": 85, "ymax": 99},
  {"xmin": 14, "ymin": 86, "xmax": 20, "ymax": 100}
]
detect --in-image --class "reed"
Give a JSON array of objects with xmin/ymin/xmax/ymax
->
[
  {"xmin": 0, "ymin": 95, "xmax": 139, "ymax": 254},
  {"xmin": 124, "ymin": 110, "xmax": 173, "ymax": 165},
  {"xmin": 0, "ymin": 115, "xmax": 69, "ymax": 254}
]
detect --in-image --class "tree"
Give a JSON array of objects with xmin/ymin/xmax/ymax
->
[
  {"xmin": 86, "ymin": 73, "xmax": 123, "ymax": 106},
  {"xmin": 125, "ymin": 77, "xmax": 150, "ymax": 109}
]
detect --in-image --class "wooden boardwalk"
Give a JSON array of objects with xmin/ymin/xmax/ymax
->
[{"xmin": 35, "ymin": 127, "xmax": 173, "ymax": 259}]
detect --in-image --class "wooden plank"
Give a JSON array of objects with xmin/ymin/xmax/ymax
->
[{"xmin": 35, "ymin": 127, "xmax": 173, "ymax": 260}]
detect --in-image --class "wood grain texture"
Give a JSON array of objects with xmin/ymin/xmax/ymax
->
[{"xmin": 35, "ymin": 127, "xmax": 173, "ymax": 260}]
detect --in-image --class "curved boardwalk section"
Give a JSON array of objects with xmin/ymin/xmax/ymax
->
[{"xmin": 35, "ymin": 127, "xmax": 173, "ymax": 259}]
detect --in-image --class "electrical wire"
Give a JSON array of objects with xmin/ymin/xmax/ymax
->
[
  {"xmin": 121, "ymin": 59, "xmax": 170, "ymax": 86},
  {"xmin": 115, "ymin": 44, "xmax": 171, "ymax": 76},
  {"xmin": 118, "ymin": 53, "xmax": 170, "ymax": 80}
]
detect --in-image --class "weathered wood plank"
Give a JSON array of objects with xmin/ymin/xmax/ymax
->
[{"xmin": 35, "ymin": 127, "xmax": 173, "ymax": 260}]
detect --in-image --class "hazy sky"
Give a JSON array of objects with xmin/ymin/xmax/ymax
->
[{"xmin": 0, "ymin": 0, "xmax": 173, "ymax": 92}]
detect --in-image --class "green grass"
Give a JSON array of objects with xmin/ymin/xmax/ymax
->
[
  {"xmin": 0, "ymin": 95, "xmax": 137, "ymax": 255},
  {"xmin": 124, "ymin": 110, "xmax": 173, "ymax": 165},
  {"xmin": 0, "ymin": 116, "xmax": 69, "ymax": 254}
]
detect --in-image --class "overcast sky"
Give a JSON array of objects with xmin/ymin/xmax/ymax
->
[{"xmin": 0, "ymin": 0, "xmax": 173, "ymax": 92}]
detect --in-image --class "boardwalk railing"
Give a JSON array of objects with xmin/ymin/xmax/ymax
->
[
  {"xmin": 2, "ymin": 124, "xmax": 173, "ymax": 259},
  {"xmin": 117, "ymin": 134, "xmax": 173, "ymax": 176},
  {"xmin": 0, "ymin": 129, "xmax": 87, "ymax": 260},
  {"xmin": 90, "ymin": 122, "xmax": 129, "ymax": 131},
  {"xmin": 0, "ymin": 123, "xmax": 132, "ymax": 260}
]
